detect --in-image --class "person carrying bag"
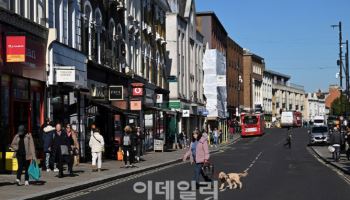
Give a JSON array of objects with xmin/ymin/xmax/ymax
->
[
  {"xmin": 89, "ymin": 128, "xmax": 105, "ymax": 172},
  {"xmin": 10, "ymin": 125, "xmax": 37, "ymax": 186}
]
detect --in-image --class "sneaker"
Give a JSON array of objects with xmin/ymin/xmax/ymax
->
[
  {"xmin": 15, "ymin": 179, "xmax": 21, "ymax": 186},
  {"xmin": 46, "ymin": 169, "xmax": 51, "ymax": 172},
  {"xmin": 54, "ymin": 168, "xmax": 59, "ymax": 172},
  {"xmin": 24, "ymin": 181, "xmax": 29, "ymax": 186}
]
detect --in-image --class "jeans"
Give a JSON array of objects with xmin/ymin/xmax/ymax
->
[
  {"xmin": 123, "ymin": 146, "xmax": 134, "ymax": 165},
  {"xmin": 214, "ymin": 137, "xmax": 218, "ymax": 145},
  {"xmin": 193, "ymin": 163, "xmax": 211, "ymax": 184},
  {"xmin": 45, "ymin": 153, "xmax": 51, "ymax": 169},
  {"xmin": 91, "ymin": 152, "xmax": 102, "ymax": 169},
  {"xmin": 333, "ymin": 144, "xmax": 341, "ymax": 161},
  {"xmin": 16, "ymin": 155, "xmax": 30, "ymax": 181}
]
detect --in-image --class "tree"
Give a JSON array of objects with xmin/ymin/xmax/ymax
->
[{"xmin": 330, "ymin": 95, "xmax": 350, "ymax": 116}]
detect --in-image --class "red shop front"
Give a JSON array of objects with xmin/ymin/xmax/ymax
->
[{"xmin": 0, "ymin": 21, "xmax": 48, "ymax": 172}]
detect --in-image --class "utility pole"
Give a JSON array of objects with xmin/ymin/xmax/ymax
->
[
  {"xmin": 332, "ymin": 21, "xmax": 344, "ymax": 115},
  {"xmin": 346, "ymin": 40, "xmax": 349, "ymax": 114}
]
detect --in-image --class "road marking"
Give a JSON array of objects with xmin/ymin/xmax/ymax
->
[{"xmin": 244, "ymin": 151, "xmax": 263, "ymax": 172}]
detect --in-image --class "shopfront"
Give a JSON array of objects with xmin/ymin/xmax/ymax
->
[{"xmin": 0, "ymin": 18, "xmax": 48, "ymax": 172}]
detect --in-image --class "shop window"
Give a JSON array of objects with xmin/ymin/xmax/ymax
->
[
  {"xmin": 13, "ymin": 77, "xmax": 29, "ymax": 100},
  {"xmin": 1, "ymin": 75, "xmax": 10, "ymax": 128}
]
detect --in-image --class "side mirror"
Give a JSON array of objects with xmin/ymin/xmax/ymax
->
[{"xmin": 307, "ymin": 130, "xmax": 311, "ymax": 134}]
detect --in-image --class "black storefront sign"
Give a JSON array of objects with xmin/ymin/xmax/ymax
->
[{"xmin": 109, "ymin": 86, "xmax": 123, "ymax": 100}]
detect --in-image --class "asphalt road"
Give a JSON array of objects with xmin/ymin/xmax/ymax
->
[{"xmin": 64, "ymin": 128, "xmax": 350, "ymax": 200}]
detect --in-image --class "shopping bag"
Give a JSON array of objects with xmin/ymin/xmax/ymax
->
[
  {"xmin": 117, "ymin": 150, "xmax": 123, "ymax": 161},
  {"xmin": 28, "ymin": 160, "xmax": 41, "ymax": 181}
]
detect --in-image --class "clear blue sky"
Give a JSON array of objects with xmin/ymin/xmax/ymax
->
[{"xmin": 196, "ymin": 0, "xmax": 350, "ymax": 92}]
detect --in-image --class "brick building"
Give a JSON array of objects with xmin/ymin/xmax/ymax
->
[{"xmin": 226, "ymin": 37, "xmax": 243, "ymax": 118}]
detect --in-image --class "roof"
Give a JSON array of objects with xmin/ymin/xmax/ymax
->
[
  {"xmin": 264, "ymin": 69, "xmax": 291, "ymax": 79},
  {"xmin": 196, "ymin": 11, "xmax": 227, "ymax": 35}
]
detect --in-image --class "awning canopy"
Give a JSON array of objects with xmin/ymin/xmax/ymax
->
[{"xmin": 91, "ymin": 100, "xmax": 139, "ymax": 117}]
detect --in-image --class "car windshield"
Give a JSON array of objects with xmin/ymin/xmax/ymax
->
[
  {"xmin": 314, "ymin": 120, "xmax": 324, "ymax": 123},
  {"xmin": 243, "ymin": 116, "xmax": 258, "ymax": 124},
  {"xmin": 312, "ymin": 127, "xmax": 328, "ymax": 133}
]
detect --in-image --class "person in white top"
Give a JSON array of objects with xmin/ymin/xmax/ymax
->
[{"xmin": 89, "ymin": 128, "xmax": 105, "ymax": 172}]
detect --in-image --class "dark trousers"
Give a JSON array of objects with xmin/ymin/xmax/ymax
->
[
  {"xmin": 16, "ymin": 155, "xmax": 30, "ymax": 181},
  {"xmin": 58, "ymin": 155, "xmax": 73, "ymax": 175},
  {"xmin": 123, "ymin": 146, "xmax": 134, "ymax": 165},
  {"xmin": 284, "ymin": 138, "xmax": 291, "ymax": 148},
  {"xmin": 136, "ymin": 143, "xmax": 143, "ymax": 157}
]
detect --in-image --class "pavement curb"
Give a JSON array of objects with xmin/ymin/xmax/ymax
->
[
  {"xmin": 309, "ymin": 146, "xmax": 350, "ymax": 175},
  {"xmin": 22, "ymin": 136, "xmax": 240, "ymax": 200}
]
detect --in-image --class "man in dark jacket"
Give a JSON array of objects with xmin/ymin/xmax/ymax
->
[
  {"xmin": 52, "ymin": 123, "xmax": 73, "ymax": 177},
  {"xmin": 330, "ymin": 126, "xmax": 344, "ymax": 162},
  {"xmin": 42, "ymin": 119, "xmax": 55, "ymax": 171}
]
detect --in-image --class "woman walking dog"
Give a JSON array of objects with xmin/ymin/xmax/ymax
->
[{"xmin": 183, "ymin": 130, "xmax": 212, "ymax": 189}]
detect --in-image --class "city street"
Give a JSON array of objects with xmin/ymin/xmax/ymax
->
[{"xmin": 54, "ymin": 128, "xmax": 350, "ymax": 200}]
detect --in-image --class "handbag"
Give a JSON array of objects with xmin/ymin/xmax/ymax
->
[
  {"xmin": 202, "ymin": 162, "xmax": 214, "ymax": 179},
  {"xmin": 28, "ymin": 160, "xmax": 41, "ymax": 181},
  {"xmin": 60, "ymin": 145, "xmax": 70, "ymax": 156}
]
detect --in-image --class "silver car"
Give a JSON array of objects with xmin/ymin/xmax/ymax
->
[{"xmin": 308, "ymin": 126, "xmax": 330, "ymax": 145}]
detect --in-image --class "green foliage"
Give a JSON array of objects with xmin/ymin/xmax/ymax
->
[{"xmin": 330, "ymin": 95, "xmax": 350, "ymax": 116}]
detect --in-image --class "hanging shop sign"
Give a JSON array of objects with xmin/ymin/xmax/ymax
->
[
  {"xmin": 109, "ymin": 86, "xmax": 123, "ymax": 100},
  {"xmin": 156, "ymin": 94, "xmax": 163, "ymax": 103},
  {"xmin": 55, "ymin": 66, "xmax": 76, "ymax": 82},
  {"xmin": 182, "ymin": 110, "xmax": 190, "ymax": 117},
  {"xmin": 133, "ymin": 87, "xmax": 143, "ymax": 96},
  {"xmin": 130, "ymin": 100, "xmax": 142, "ymax": 110},
  {"xmin": 6, "ymin": 36, "xmax": 26, "ymax": 62}
]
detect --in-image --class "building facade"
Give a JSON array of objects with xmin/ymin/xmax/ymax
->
[
  {"xmin": 226, "ymin": 37, "xmax": 243, "ymax": 119},
  {"xmin": 166, "ymin": 0, "xmax": 206, "ymax": 138},
  {"xmin": 196, "ymin": 12, "xmax": 228, "ymax": 130},
  {"xmin": 242, "ymin": 50, "xmax": 265, "ymax": 111},
  {"xmin": 304, "ymin": 92, "xmax": 326, "ymax": 122},
  {"xmin": 269, "ymin": 70, "xmax": 305, "ymax": 119},
  {"xmin": 262, "ymin": 70, "xmax": 273, "ymax": 121},
  {"xmin": 0, "ymin": 1, "xmax": 48, "ymax": 172}
]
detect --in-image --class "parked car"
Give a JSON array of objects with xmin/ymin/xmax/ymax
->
[{"xmin": 308, "ymin": 126, "xmax": 330, "ymax": 145}]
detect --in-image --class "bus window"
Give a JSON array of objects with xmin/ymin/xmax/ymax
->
[{"xmin": 243, "ymin": 116, "xmax": 258, "ymax": 124}]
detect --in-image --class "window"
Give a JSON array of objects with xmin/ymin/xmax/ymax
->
[{"xmin": 243, "ymin": 116, "xmax": 258, "ymax": 124}]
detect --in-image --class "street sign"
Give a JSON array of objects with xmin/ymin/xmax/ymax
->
[
  {"xmin": 109, "ymin": 86, "xmax": 123, "ymax": 100},
  {"xmin": 130, "ymin": 100, "xmax": 142, "ymax": 110}
]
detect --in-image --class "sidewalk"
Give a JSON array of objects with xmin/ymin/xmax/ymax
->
[
  {"xmin": 0, "ymin": 134, "xmax": 240, "ymax": 200},
  {"xmin": 310, "ymin": 146, "xmax": 350, "ymax": 175}
]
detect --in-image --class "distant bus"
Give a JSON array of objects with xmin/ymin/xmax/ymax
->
[{"xmin": 241, "ymin": 113, "xmax": 265, "ymax": 137}]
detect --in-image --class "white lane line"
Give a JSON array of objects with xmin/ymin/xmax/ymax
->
[{"xmin": 244, "ymin": 151, "xmax": 263, "ymax": 172}]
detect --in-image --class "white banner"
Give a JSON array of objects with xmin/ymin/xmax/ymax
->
[{"xmin": 56, "ymin": 68, "xmax": 75, "ymax": 83}]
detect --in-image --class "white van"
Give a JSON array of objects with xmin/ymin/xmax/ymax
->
[
  {"xmin": 281, "ymin": 111, "xmax": 293, "ymax": 127},
  {"xmin": 313, "ymin": 116, "xmax": 325, "ymax": 126}
]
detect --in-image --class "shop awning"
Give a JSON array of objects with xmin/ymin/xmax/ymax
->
[{"xmin": 91, "ymin": 101, "xmax": 139, "ymax": 117}]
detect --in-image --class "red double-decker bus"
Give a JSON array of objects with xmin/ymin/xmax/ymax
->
[
  {"xmin": 293, "ymin": 111, "xmax": 302, "ymax": 127},
  {"xmin": 240, "ymin": 113, "xmax": 265, "ymax": 137}
]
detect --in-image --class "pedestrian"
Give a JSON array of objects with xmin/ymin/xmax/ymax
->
[
  {"xmin": 218, "ymin": 129, "xmax": 223, "ymax": 144},
  {"xmin": 10, "ymin": 125, "xmax": 36, "ymax": 186},
  {"xmin": 283, "ymin": 127, "xmax": 292, "ymax": 149},
  {"xmin": 183, "ymin": 130, "xmax": 211, "ymax": 189},
  {"xmin": 42, "ymin": 119, "xmax": 55, "ymax": 172},
  {"xmin": 213, "ymin": 128, "xmax": 218, "ymax": 147},
  {"xmin": 122, "ymin": 125, "xmax": 135, "ymax": 168},
  {"xmin": 66, "ymin": 124, "xmax": 80, "ymax": 166},
  {"xmin": 135, "ymin": 127, "xmax": 145, "ymax": 162},
  {"xmin": 178, "ymin": 129, "xmax": 185, "ymax": 149},
  {"xmin": 52, "ymin": 123, "xmax": 73, "ymax": 178},
  {"xmin": 345, "ymin": 127, "xmax": 350, "ymax": 161},
  {"xmin": 89, "ymin": 128, "xmax": 105, "ymax": 172},
  {"xmin": 330, "ymin": 126, "xmax": 344, "ymax": 162}
]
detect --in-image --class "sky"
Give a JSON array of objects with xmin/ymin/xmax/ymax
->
[{"xmin": 196, "ymin": 0, "xmax": 350, "ymax": 92}]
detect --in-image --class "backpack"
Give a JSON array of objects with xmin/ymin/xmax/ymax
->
[{"xmin": 123, "ymin": 135, "xmax": 131, "ymax": 146}]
